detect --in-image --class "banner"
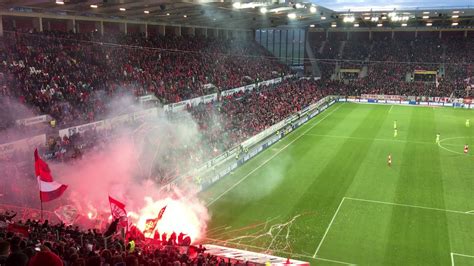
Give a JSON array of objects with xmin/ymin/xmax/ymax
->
[
  {"xmin": 54, "ymin": 205, "xmax": 78, "ymax": 225},
  {"xmin": 220, "ymin": 76, "xmax": 291, "ymax": 97},
  {"xmin": 361, "ymin": 94, "xmax": 403, "ymax": 101},
  {"xmin": 132, "ymin": 108, "xmax": 158, "ymax": 121},
  {"xmin": 414, "ymin": 70, "xmax": 437, "ymax": 75},
  {"xmin": 340, "ymin": 68, "xmax": 360, "ymax": 73},
  {"xmin": 59, "ymin": 120, "xmax": 108, "ymax": 138},
  {"xmin": 59, "ymin": 108, "xmax": 159, "ymax": 137},
  {"xmin": 359, "ymin": 94, "xmax": 461, "ymax": 103},
  {"xmin": 165, "ymin": 93, "xmax": 219, "ymax": 112},
  {"xmin": 16, "ymin": 115, "xmax": 51, "ymax": 126},
  {"xmin": 0, "ymin": 134, "xmax": 46, "ymax": 158}
]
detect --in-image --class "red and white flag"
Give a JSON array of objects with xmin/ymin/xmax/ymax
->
[
  {"xmin": 143, "ymin": 218, "xmax": 159, "ymax": 237},
  {"xmin": 108, "ymin": 196, "xmax": 128, "ymax": 227},
  {"xmin": 142, "ymin": 206, "xmax": 167, "ymax": 238},
  {"xmin": 34, "ymin": 149, "xmax": 68, "ymax": 202},
  {"xmin": 157, "ymin": 205, "xmax": 167, "ymax": 220}
]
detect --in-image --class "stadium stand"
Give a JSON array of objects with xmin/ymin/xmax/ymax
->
[
  {"xmin": 33, "ymin": 78, "xmax": 324, "ymax": 185},
  {"xmin": 0, "ymin": 28, "xmax": 472, "ymax": 192},
  {"xmin": 312, "ymin": 34, "xmax": 472, "ymax": 98},
  {"xmin": 0, "ymin": 3, "xmax": 473, "ymax": 264},
  {"xmin": 0, "ymin": 30, "xmax": 288, "ymax": 127}
]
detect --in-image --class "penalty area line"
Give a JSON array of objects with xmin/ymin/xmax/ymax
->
[
  {"xmin": 312, "ymin": 196, "xmax": 474, "ymax": 261},
  {"xmin": 312, "ymin": 197, "xmax": 346, "ymax": 258},
  {"xmin": 451, "ymin": 252, "xmax": 474, "ymax": 266},
  {"xmin": 206, "ymin": 103, "xmax": 345, "ymax": 207}
]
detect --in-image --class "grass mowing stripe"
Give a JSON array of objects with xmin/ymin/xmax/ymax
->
[
  {"xmin": 294, "ymin": 105, "xmax": 389, "ymax": 257},
  {"xmin": 384, "ymin": 107, "xmax": 451, "ymax": 265},
  {"xmin": 205, "ymin": 104, "xmax": 474, "ymax": 264},
  {"xmin": 206, "ymin": 103, "xmax": 345, "ymax": 207}
]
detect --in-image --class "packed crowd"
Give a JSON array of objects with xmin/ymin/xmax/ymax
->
[
  {"xmin": 190, "ymin": 78, "xmax": 325, "ymax": 151},
  {"xmin": 0, "ymin": 212, "xmax": 243, "ymax": 266},
  {"xmin": 312, "ymin": 36, "xmax": 473, "ymax": 97},
  {"xmin": 1, "ymin": 67, "xmax": 468, "ymax": 197},
  {"xmin": 0, "ymin": 30, "xmax": 287, "ymax": 128},
  {"xmin": 34, "ymin": 78, "xmax": 325, "ymax": 185},
  {"xmin": 1, "ymin": 28, "xmax": 472, "ymax": 194}
]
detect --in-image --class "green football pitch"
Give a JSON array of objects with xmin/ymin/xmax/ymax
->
[{"xmin": 199, "ymin": 103, "xmax": 474, "ymax": 266}]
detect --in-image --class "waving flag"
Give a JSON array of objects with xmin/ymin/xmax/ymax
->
[
  {"xmin": 7, "ymin": 223, "xmax": 29, "ymax": 237},
  {"xmin": 109, "ymin": 196, "xmax": 128, "ymax": 229},
  {"xmin": 143, "ymin": 206, "xmax": 167, "ymax": 237},
  {"xmin": 157, "ymin": 205, "xmax": 167, "ymax": 220},
  {"xmin": 143, "ymin": 218, "xmax": 159, "ymax": 237},
  {"xmin": 109, "ymin": 196, "xmax": 127, "ymax": 220},
  {"xmin": 35, "ymin": 149, "xmax": 68, "ymax": 202},
  {"xmin": 54, "ymin": 205, "xmax": 78, "ymax": 225}
]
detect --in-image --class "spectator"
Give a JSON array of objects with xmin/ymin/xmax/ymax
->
[
  {"xmin": 0, "ymin": 240, "xmax": 10, "ymax": 264},
  {"xmin": 5, "ymin": 252, "xmax": 29, "ymax": 266}
]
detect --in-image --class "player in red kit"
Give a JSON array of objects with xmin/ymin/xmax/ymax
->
[
  {"xmin": 387, "ymin": 154, "xmax": 392, "ymax": 167},
  {"xmin": 464, "ymin": 144, "xmax": 469, "ymax": 154}
]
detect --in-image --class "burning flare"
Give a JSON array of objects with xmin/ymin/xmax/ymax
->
[{"xmin": 131, "ymin": 196, "xmax": 208, "ymax": 243}]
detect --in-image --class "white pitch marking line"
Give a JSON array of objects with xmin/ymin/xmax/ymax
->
[
  {"xmin": 451, "ymin": 253, "xmax": 474, "ymax": 258},
  {"xmin": 313, "ymin": 197, "xmax": 346, "ymax": 258},
  {"xmin": 313, "ymin": 256, "xmax": 356, "ymax": 266},
  {"xmin": 451, "ymin": 252, "xmax": 474, "ymax": 266},
  {"xmin": 389, "ymin": 105, "xmax": 394, "ymax": 113},
  {"xmin": 466, "ymin": 210, "xmax": 474, "ymax": 214},
  {"xmin": 438, "ymin": 137, "xmax": 474, "ymax": 156},
  {"xmin": 206, "ymin": 103, "xmax": 345, "ymax": 207},
  {"xmin": 345, "ymin": 197, "xmax": 474, "ymax": 216},
  {"xmin": 304, "ymin": 133, "xmax": 460, "ymax": 147}
]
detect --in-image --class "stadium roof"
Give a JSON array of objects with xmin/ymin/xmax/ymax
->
[
  {"xmin": 313, "ymin": 0, "xmax": 473, "ymax": 12},
  {"xmin": 0, "ymin": 0, "xmax": 473, "ymax": 30},
  {"xmin": 0, "ymin": 0, "xmax": 333, "ymax": 30}
]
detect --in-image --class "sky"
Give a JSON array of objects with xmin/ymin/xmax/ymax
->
[{"xmin": 312, "ymin": 0, "xmax": 474, "ymax": 11}]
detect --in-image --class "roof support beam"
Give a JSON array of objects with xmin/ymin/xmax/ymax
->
[{"xmin": 0, "ymin": 11, "xmax": 252, "ymax": 31}]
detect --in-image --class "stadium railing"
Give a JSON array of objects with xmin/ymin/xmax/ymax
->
[
  {"xmin": 339, "ymin": 94, "xmax": 473, "ymax": 108},
  {"xmin": 202, "ymin": 244, "xmax": 310, "ymax": 265},
  {"xmin": 0, "ymin": 75, "xmax": 290, "ymax": 158}
]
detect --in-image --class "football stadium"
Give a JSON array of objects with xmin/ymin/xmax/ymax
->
[{"xmin": 0, "ymin": 0, "xmax": 473, "ymax": 265}]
